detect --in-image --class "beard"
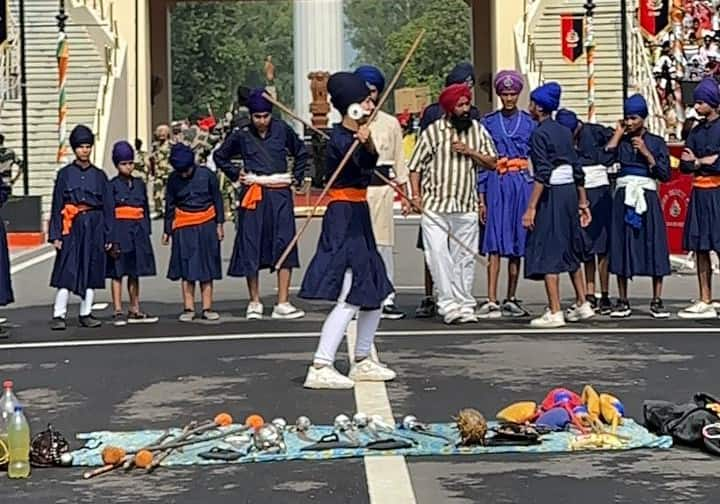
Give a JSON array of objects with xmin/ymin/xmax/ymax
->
[{"xmin": 450, "ymin": 113, "xmax": 472, "ymax": 134}]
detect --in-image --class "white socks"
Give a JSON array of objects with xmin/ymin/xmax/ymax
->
[{"xmin": 53, "ymin": 288, "xmax": 95, "ymax": 318}]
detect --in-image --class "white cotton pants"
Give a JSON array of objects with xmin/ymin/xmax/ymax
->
[
  {"xmin": 377, "ymin": 245, "xmax": 395, "ymax": 306},
  {"xmin": 313, "ymin": 269, "xmax": 382, "ymax": 366},
  {"xmin": 53, "ymin": 288, "xmax": 95, "ymax": 318},
  {"xmin": 421, "ymin": 211, "xmax": 478, "ymax": 316}
]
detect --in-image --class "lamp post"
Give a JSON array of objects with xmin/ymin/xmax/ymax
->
[
  {"xmin": 56, "ymin": 0, "xmax": 68, "ymax": 164},
  {"xmin": 584, "ymin": 0, "xmax": 596, "ymax": 123},
  {"xmin": 18, "ymin": 0, "xmax": 28, "ymax": 195},
  {"xmin": 620, "ymin": 0, "xmax": 629, "ymax": 103}
]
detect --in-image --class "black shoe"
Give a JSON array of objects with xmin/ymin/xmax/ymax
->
[
  {"xmin": 0, "ymin": 327, "xmax": 8, "ymax": 339},
  {"xmin": 51, "ymin": 317, "xmax": 67, "ymax": 331},
  {"xmin": 585, "ymin": 294, "xmax": 598, "ymax": 311},
  {"xmin": 597, "ymin": 296, "xmax": 612, "ymax": 315},
  {"xmin": 610, "ymin": 299, "xmax": 632, "ymax": 318},
  {"xmin": 415, "ymin": 297, "xmax": 436, "ymax": 318},
  {"xmin": 650, "ymin": 298, "xmax": 670, "ymax": 319},
  {"xmin": 382, "ymin": 304, "xmax": 406, "ymax": 320},
  {"xmin": 78, "ymin": 314, "xmax": 102, "ymax": 328},
  {"xmin": 112, "ymin": 311, "xmax": 128, "ymax": 327}
]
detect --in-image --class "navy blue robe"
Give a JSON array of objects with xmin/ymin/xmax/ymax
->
[
  {"xmin": 524, "ymin": 118, "xmax": 585, "ymax": 280},
  {"xmin": 680, "ymin": 117, "xmax": 720, "ymax": 252},
  {"xmin": 105, "ymin": 175, "xmax": 156, "ymax": 279},
  {"xmin": 0, "ymin": 175, "xmax": 13, "ymax": 306},
  {"xmin": 602, "ymin": 131, "xmax": 671, "ymax": 278},
  {"xmin": 213, "ymin": 120, "xmax": 308, "ymax": 276},
  {"xmin": 48, "ymin": 161, "xmax": 115, "ymax": 297},
  {"xmin": 164, "ymin": 166, "xmax": 224, "ymax": 282},
  {"xmin": 299, "ymin": 124, "xmax": 393, "ymax": 309}
]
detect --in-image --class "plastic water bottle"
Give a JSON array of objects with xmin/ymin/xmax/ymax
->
[
  {"xmin": 0, "ymin": 380, "xmax": 19, "ymax": 441},
  {"xmin": 7, "ymin": 406, "xmax": 30, "ymax": 478}
]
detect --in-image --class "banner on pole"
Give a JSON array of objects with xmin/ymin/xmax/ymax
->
[
  {"xmin": 638, "ymin": 0, "xmax": 671, "ymax": 40},
  {"xmin": 560, "ymin": 14, "xmax": 584, "ymax": 63},
  {"xmin": 0, "ymin": 0, "xmax": 8, "ymax": 47}
]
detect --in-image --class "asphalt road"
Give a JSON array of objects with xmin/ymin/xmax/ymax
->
[{"xmin": 2, "ymin": 217, "xmax": 719, "ymax": 504}]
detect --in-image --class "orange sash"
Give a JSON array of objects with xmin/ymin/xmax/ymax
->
[
  {"xmin": 327, "ymin": 188, "xmax": 367, "ymax": 203},
  {"xmin": 172, "ymin": 206, "xmax": 217, "ymax": 230},
  {"xmin": 496, "ymin": 157, "xmax": 529, "ymax": 175},
  {"xmin": 115, "ymin": 206, "xmax": 145, "ymax": 220},
  {"xmin": 240, "ymin": 184, "xmax": 263, "ymax": 210},
  {"xmin": 693, "ymin": 175, "xmax": 720, "ymax": 189},
  {"xmin": 61, "ymin": 203, "xmax": 93, "ymax": 236}
]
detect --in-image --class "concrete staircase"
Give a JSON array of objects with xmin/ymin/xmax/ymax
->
[
  {"xmin": 531, "ymin": 0, "xmax": 623, "ymax": 126},
  {"xmin": 2, "ymin": 0, "xmax": 104, "ymax": 214}
]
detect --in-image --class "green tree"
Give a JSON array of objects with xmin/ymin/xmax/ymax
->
[
  {"xmin": 170, "ymin": 1, "xmax": 293, "ymax": 121},
  {"xmin": 345, "ymin": 0, "xmax": 471, "ymax": 99}
]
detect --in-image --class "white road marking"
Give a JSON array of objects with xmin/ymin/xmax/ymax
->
[
  {"xmin": 347, "ymin": 322, "xmax": 417, "ymax": 504},
  {"xmin": 9, "ymin": 250, "xmax": 56, "ymax": 275},
  {"xmin": 10, "ymin": 245, "xmax": 52, "ymax": 262},
  {"xmin": 2, "ymin": 326, "xmax": 720, "ymax": 351}
]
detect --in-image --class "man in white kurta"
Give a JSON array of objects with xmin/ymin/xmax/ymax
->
[{"xmin": 355, "ymin": 65, "xmax": 408, "ymax": 319}]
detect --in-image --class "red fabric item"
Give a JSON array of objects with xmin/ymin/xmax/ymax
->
[
  {"xmin": 438, "ymin": 83, "xmax": 471, "ymax": 114},
  {"xmin": 539, "ymin": 388, "xmax": 583, "ymax": 412},
  {"xmin": 197, "ymin": 116, "xmax": 217, "ymax": 131}
]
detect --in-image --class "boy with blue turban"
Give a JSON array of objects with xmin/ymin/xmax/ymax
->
[
  {"xmin": 556, "ymin": 108, "xmax": 614, "ymax": 315},
  {"xmin": 48, "ymin": 125, "xmax": 116, "ymax": 330},
  {"xmin": 106, "ymin": 140, "xmax": 158, "ymax": 326},
  {"xmin": 678, "ymin": 77, "xmax": 720, "ymax": 319},
  {"xmin": 0, "ymin": 143, "xmax": 13, "ymax": 337},
  {"xmin": 163, "ymin": 143, "xmax": 225, "ymax": 322},
  {"xmin": 603, "ymin": 94, "xmax": 671, "ymax": 319},
  {"xmin": 213, "ymin": 88, "xmax": 308, "ymax": 320},
  {"xmin": 354, "ymin": 65, "xmax": 408, "ymax": 319},
  {"xmin": 300, "ymin": 71, "xmax": 395, "ymax": 389},
  {"xmin": 523, "ymin": 83, "xmax": 594, "ymax": 328}
]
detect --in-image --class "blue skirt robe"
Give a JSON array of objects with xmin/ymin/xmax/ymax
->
[
  {"xmin": 106, "ymin": 218, "xmax": 157, "ymax": 279},
  {"xmin": 0, "ymin": 220, "xmax": 13, "ymax": 306},
  {"xmin": 683, "ymin": 187, "xmax": 720, "ymax": 252},
  {"xmin": 167, "ymin": 219, "xmax": 222, "ymax": 283},
  {"xmin": 581, "ymin": 185, "xmax": 612, "ymax": 259},
  {"xmin": 482, "ymin": 170, "xmax": 533, "ymax": 257}
]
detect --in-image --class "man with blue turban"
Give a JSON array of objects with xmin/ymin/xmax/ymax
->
[
  {"xmin": 353, "ymin": 64, "xmax": 408, "ymax": 319},
  {"xmin": 556, "ymin": 108, "xmax": 614, "ymax": 315},
  {"xmin": 523, "ymin": 82, "xmax": 594, "ymax": 328},
  {"xmin": 48, "ymin": 125, "xmax": 116, "ymax": 330},
  {"xmin": 213, "ymin": 87, "xmax": 308, "ymax": 321},
  {"xmin": 602, "ymin": 93, "xmax": 671, "ymax": 319},
  {"xmin": 678, "ymin": 77, "xmax": 720, "ymax": 319}
]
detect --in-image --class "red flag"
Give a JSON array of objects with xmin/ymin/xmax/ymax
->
[
  {"xmin": 560, "ymin": 14, "xmax": 584, "ymax": 63},
  {"xmin": 638, "ymin": 0, "xmax": 671, "ymax": 40}
]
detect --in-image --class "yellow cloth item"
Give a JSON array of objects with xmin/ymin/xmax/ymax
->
[
  {"xmin": 582, "ymin": 385, "xmax": 601, "ymax": 422},
  {"xmin": 402, "ymin": 133, "xmax": 417, "ymax": 163},
  {"xmin": 496, "ymin": 401, "xmax": 537, "ymax": 423},
  {"xmin": 569, "ymin": 433, "xmax": 627, "ymax": 451},
  {"xmin": 600, "ymin": 393, "xmax": 624, "ymax": 432}
]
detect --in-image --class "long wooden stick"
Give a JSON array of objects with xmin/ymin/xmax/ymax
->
[
  {"xmin": 273, "ymin": 29, "xmax": 426, "ymax": 270},
  {"xmin": 263, "ymin": 92, "xmax": 330, "ymax": 140}
]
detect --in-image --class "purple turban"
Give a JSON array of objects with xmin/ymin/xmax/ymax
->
[
  {"xmin": 494, "ymin": 70, "xmax": 524, "ymax": 94},
  {"xmin": 247, "ymin": 88, "xmax": 272, "ymax": 114},
  {"xmin": 530, "ymin": 82, "xmax": 562, "ymax": 112},
  {"xmin": 328, "ymin": 72, "xmax": 370, "ymax": 115},
  {"xmin": 555, "ymin": 109, "xmax": 579, "ymax": 132},
  {"xmin": 169, "ymin": 143, "xmax": 195, "ymax": 172},
  {"xmin": 354, "ymin": 65, "xmax": 385, "ymax": 93},
  {"xmin": 693, "ymin": 77, "xmax": 720, "ymax": 107},
  {"xmin": 69, "ymin": 125, "xmax": 94, "ymax": 149},
  {"xmin": 112, "ymin": 140, "xmax": 134, "ymax": 166},
  {"xmin": 624, "ymin": 94, "xmax": 649, "ymax": 119}
]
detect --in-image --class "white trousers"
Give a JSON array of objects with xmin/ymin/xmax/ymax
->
[
  {"xmin": 313, "ymin": 269, "xmax": 382, "ymax": 366},
  {"xmin": 377, "ymin": 245, "xmax": 395, "ymax": 305},
  {"xmin": 421, "ymin": 211, "xmax": 478, "ymax": 316},
  {"xmin": 53, "ymin": 288, "xmax": 95, "ymax": 318}
]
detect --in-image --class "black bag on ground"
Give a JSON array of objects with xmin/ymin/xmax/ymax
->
[{"xmin": 643, "ymin": 393, "xmax": 720, "ymax": 454}]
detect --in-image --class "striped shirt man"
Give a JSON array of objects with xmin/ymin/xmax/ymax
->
[{"xmin": 408, "ymin": 117, "xmax": 497, "ymax": 213}]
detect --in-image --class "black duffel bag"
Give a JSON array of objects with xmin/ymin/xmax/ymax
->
[{"xmin": 643, "ymin": 392, "xmax": 720, "ymax": 455}]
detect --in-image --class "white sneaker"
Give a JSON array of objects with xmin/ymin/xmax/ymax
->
[
  {"xmin": 0, "ymin": 317, "xmax": 7, "ymax": 324},
  {"xmin": 303, "ymin": 365, "xmax": 355, "ymax": 389},
  {"xmin": 565, "ymin": 301, "xmax": 595, "ymax": 322},
  {"xmin": 246, "ymin": 302, "xmax": 264, "ymax": 320},
  {"xmin": 678, "ymin": 300, "xmax": 717, "ymax": 319},
  {"xmin": 348, "ymin": 359, "xmax": 397, "ymax": 382},
  {"xmin": 443, "ymin": 310, "xmax": 463, "ymax": 325},
  {"xmin": 477, "ymin": 301, "xmax": 502, "ymax": 319},
  {"xmin": 271, "ymin": 302, "xmax": 305, "ymax": 320},
  {"xmin": 530, "ymin": 310, "xmax": 566, "ymax": 328}
]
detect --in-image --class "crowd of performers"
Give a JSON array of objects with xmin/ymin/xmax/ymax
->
[{"xmin": 1, "ymin": 63, "xmax": 720, "ymax": 387}]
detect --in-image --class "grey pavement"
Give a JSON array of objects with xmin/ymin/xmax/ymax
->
[{"xmin": 1, "ymin": 217, "xmax": 719, "ymax": 503}]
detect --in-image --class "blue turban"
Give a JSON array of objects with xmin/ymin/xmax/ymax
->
[
  {"xmin": 445, "ymin": 62, "xmax": 475, "ymax": 86},
  {"xmin": 530, "ymin": 82, "xmax": 561, "ymax": 112},
  {"xmin": 693, "ymin": 77, "xmax": 720, "ymax": 107},
  {"xmin": 112, "ymin": 140, "xmax": 134, "ymax": 166},
  {"xmin": 354, "ymin": 65, "xmax": 385, "ymax": 93},
  {"xmin": 247, "ymin": 88, "xmax": 272, "ymax": 114},
  {"xmin": 624, "ymin": 94, "xmax": 649, "ymax": 118},
  {"xmin": 555, "ymin": 109, "xmax": 579, "ymax": 132},
  {"xmin": 69, "ymin": 125, "xmax": 95, "ymax": 149},
  {"xmin": 169, "ymin": 143, "xmax": 195, "ymax": 172},
  {"xmin": 327, "ymin": 72, "xmax": 370, "ymax": 115}
]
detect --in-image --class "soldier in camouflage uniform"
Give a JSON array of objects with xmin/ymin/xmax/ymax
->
[{"xmin": 149, "ymin": 124, "xmax": 172, "ymax": 217}]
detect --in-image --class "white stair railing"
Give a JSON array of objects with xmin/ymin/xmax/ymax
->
[
  {"xmin": 514, "ymin": 0, "xmax": 548, "ymax": 89},
  {"xmin": 0, "ymin": 6, "xmax": 20, "ymax": 111}
]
